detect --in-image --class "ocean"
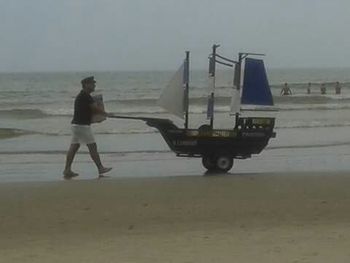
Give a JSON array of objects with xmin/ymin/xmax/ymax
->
[{"xmin": 1, "ymin": 67, "xmax": 350, "ymax": 182}]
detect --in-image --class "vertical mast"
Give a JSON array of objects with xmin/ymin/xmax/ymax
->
[
  {"xmin": 234, "ymin": 53, "xmax": 243, "ymax": 125},
  {"xmin": 184, "ymin": 51, "xmax": 190, "ymax": 129},
  {"xmin": 207, "ymin": 44, "xmax": 219, "ymax": 129}
]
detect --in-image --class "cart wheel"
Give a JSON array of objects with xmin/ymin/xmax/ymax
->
[
  {"xmin": 202, "ymin": 155, "xmax": 216, "ymax": 171},
  {"xmin": 198, "ymin": 124, "xmax": 211, "ymax": 132},
  {"xmin": 215, "ymin": 155, "xmax": 234, "ymax": 172}
]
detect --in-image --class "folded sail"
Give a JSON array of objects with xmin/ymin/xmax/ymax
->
[
  {"xmin": 230, "ymin": 89, "xmax": 241, "ymax": 114},
  {"xmin": 230, "ymin": 63, "xmax": 241, "ymax": 114},
  {"xmin": 241, "ymin": 58, "xmax": 273, "ymax": 107},
  {"xmin": 158, "ymin": 62, "xmax": 186, "ymax": 119}
]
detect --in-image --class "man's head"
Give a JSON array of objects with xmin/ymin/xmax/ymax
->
[{"xmin": 81, "ymin": 76, "xmax": 96, "ymax": 93}]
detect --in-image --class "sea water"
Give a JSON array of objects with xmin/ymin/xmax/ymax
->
[{"xmin": 1, "ymin": 68, "xmax": 350, "ymax": 181}]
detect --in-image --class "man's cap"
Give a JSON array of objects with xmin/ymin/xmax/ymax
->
[{"xmin": 81, "ymin": 76, "xmax": 96, "ymax": 85}]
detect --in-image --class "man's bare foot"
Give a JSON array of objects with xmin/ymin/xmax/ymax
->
[
  {"xmin": 98, "ymin": 167, "xmax": 112, "ymax": 175},
  {"xmin": 63, "ymin": 171, "xmax": 79, "ymax": 180}
]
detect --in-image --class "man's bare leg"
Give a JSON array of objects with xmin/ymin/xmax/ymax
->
[
  {"xmin": 63, "ymin": 143, "xmax": 80, "ymax": 178},
  {"xmin": 87, "ymin": 143, "xmax": 112, "ymax": 176}
]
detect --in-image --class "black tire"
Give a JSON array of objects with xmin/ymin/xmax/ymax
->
[
  {"xmin": 202, "ymin": 155, "xmax": 216, "ymax": 171},
  {"xmin": 198, "ymin": 124, "xmax": 212, "ymax": 135},
  {"xmin": 215, "ymin": 154, "xmax": 234, "ymax": 172},
  {"xmin": 198, "ymin": 124, "xmax": 212, "ymax": 132}
]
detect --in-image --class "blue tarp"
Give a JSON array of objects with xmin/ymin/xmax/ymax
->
[{"xmin": 241, "ymin": 58, "xmax": 273, "ymax": 106}]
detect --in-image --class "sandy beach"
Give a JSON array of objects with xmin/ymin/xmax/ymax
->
[{"xmin": 1, "ymin": 172, "xmax": 350, "ymax": 262}]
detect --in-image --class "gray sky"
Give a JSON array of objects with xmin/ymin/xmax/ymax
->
[{"xmin": 1, "ymin": 0, "xmax": 350, "ymax": 72}]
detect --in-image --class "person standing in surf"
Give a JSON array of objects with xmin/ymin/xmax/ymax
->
[
  {"xmin": 63, "ymin": 76, "xmax": 112, "ymax": 179},
  {"xmin": 307, "ymin": 82, "xmax": 311, "ymax": 94},
  {"xmin": 280, "ymin": 82, "xmax": 292, "ymax": 96},
  {"xmin": 335, "ymin": 81, "xmax": 341, "ymax": 94}
]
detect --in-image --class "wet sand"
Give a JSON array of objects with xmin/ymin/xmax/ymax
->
[{"xmin": 1, "ymin": 172, "xmax": 350, "ymax": 262}]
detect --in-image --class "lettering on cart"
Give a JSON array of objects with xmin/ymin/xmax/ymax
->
[
  {"xmin": 172, "ymin": 140, "xmax": 198, "ymax": 146},
  {"xmin": 242, "ymin": 132, "xmax": 265, "ymax": 138}
]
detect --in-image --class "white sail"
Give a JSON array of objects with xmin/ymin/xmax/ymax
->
[
  {"xmin": 230, "ymin": 63, "xmax": 241, "ymax": 115},
  {"xmin": 158, "ymin": 63, "xmax": 185, "ymax": 119},
  {"xmin": 230, "ymin": 87, "xmax": 241, "ymax": 114}
]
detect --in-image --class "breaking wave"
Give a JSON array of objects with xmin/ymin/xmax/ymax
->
[
  {"xmin": 0, "ymin": 128, "xmax": 34, "ymax": 139},
  {"xmin": 0, "ymin": 109, "xmax": 49, "ymax": 119}
]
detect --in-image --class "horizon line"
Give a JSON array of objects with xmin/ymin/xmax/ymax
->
[{"xmin": 1, "ymin": 66, "xmax": 350, "ymax": 74}]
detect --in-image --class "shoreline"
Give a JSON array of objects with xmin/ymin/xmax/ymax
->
[
  {"xmin": 2, "ymin": 173, "xmax": 350, "ymax": 262},
  {"xmin": 2, "ymin": 142, "xmax": 350, "ymax": 183}
]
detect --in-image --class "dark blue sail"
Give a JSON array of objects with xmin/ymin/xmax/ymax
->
[{"xmin": 241, "ymin": 58, "xmax": 273, "ymax": 106}]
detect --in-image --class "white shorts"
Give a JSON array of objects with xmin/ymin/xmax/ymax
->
[{"xmin": 70, "ymin": 125, "xmax": 95, "ymax": 145}]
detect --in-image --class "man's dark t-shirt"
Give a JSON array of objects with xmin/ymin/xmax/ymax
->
[{"xmin": 71, "ymin": 90, "xmax": 94, "ymax": 125}]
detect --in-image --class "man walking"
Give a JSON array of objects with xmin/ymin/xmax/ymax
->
[{"xmin": 63, "ymin": 76, "xmax": 112, "ymax": 179}]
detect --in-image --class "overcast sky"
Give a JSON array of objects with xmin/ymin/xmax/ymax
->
[{"xmin": 1, "ymin": 0, "xmax": 350, "ymax": 72}]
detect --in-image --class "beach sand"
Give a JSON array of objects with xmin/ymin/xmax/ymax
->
[{"xmin": 1, "ymin": 173, "xmax": 350, "ymax": 262}]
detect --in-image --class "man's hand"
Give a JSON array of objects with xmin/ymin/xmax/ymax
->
[{"xmin": 90, "ymin": 102, "xmax": 106, "ymax": 115}]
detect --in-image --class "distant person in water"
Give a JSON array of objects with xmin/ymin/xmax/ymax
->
[
  {"xmin": 335, "ymin": 81, "xmax": 341, "ymax": 94},
  {"xmin": 63, "ymin": 76, "xmax": 112, "ymax": 180},
  {"xmin": 307, "ymin": 82, "xmax": 311, "ymax": 94},
  {"xmin": 280, "ymin": 82, "xmax": 292, "ymax": 96},
  {"xmin": 320, "ymin": 83, "xmax": 326, "ymax": 95}
]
